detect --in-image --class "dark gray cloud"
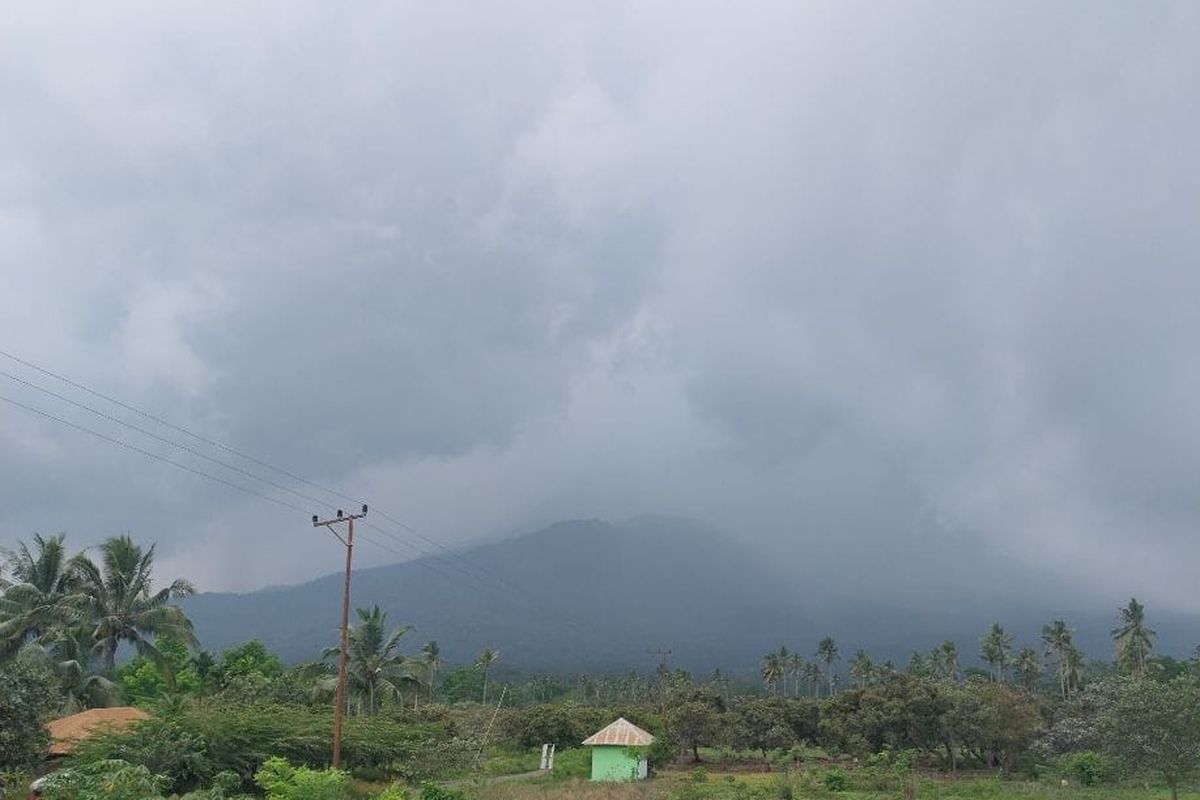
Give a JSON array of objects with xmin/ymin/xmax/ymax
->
[{"xmin": 3, "ymin": 2, "xmax": 1200, "ymax": 612}]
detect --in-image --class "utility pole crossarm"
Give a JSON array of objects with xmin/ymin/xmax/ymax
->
[{"xmin": 312, "ymin": 504, "xmax": 368, "ymax": 770}]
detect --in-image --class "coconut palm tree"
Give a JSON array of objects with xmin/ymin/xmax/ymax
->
[
  {"xmin": 787, "ymin": 653, "xmax": 806, "ymax": 697},
  {"xmin": 322, "ymin": 605, "xmax": 422, "ymax": 715},
  {"xmin": 803, "ymin": 661, "xmax": 823, "ymax": 697},
  {"xmin": 476, "ymin": 647, "xmax": 500, "ymax": 703},
  {"xmin": 0, "ymin": 534, "xmax": 87, "ymax": 655},
  {"xmin": 775, "ymin": 646, "xmax": 790, "ymax": 695},
  {"xmin": 761, "ymin": 651, "xmax": 784, "ymax": 695},
  {"xmin": 1014, "ymin": 647, "xmax": 1041, "ymax": 691},
  {"xmin": 74, "ymin": 535, "xmax": 197, "ymax": 674},
  {"xmin": 849, "ymin": 649, "xmax": 874, "ymax": 688},
  {"xmin": 1042, "ymin": 619, "xmax": 1075, "ymax": 699},
  {"xmin": 932, "ymin": 640, "xmax": 960, "ymax": 684},
  {"xmin": 907, "ymin": 651, "xmax": 933, "ymax": 679},
  {"xmin": 979, "ymin": 622, "xmax": 1013, "ymax": 682},
  {"xmin": 817, "ymin": 636, "xmax": 839, "ymax": 696},
  {"xmin": 1113, "ymin": 597, "xmax": 1156, "ymax": 677},
  {"xmin": 422, "ymin": 640, "xmax": 442, "ymax": 699},
  {"xmin": 1063, "ymin": 644, "xmax": 1085, "ymax": 695},
  {"xmin": 19, "ymin": 625, "xmax": 120, "ymax": 712}
]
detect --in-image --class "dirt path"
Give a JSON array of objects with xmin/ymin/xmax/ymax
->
[{"xmin": 446, "ymin": 770, "xmax": 546, "ymax": 787}]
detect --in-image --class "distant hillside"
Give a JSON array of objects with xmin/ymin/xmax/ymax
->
[{"xmin": 183, "ymin": 516, "xmax": 1200, "ymax": 675}]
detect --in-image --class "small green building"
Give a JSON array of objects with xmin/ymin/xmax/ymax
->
[{"xmin": 582, "ymin": 717, "xmax": 654, "ymax": 781}]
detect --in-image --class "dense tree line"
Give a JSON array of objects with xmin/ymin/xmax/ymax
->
[{"xmin": 6, "ymin": 531, "xmax": 1200, "ymax": 799}]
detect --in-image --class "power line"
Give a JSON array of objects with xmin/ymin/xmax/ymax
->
[
  {"xmin": 0, "ymin": 348, "xmax": 532, "ymax": 596},
  {"xmin": 0, "ymin": 368, "xmax": 333, "ymax": 509},
  {"xmin": 0, "ymin": 347, "xmax": 350, "ymax": 505},
  {"xmin": 0, "ymin": 393, "xmax": 308, "ymax": 515},
  {"xmin": 0, "ymin": 364, "xmax": 500, "ymax": 586},
  {"xmin": 0, "ymin": 390, "xmax": 535, "ymax": 608},
  {"xmin": 0, "ymin": 349, "xmax": 593, "ymax": 641}
]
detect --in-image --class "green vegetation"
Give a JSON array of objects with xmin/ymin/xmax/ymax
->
[{"xmin": 6, "ymin": 533, "xmax": 1200, "ymax": 799}]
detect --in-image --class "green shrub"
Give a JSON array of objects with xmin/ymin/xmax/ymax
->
[
  {"xmin": 1063, "ymin": 751, "xmax": 1115, "ymax": 786},
  {"xmin": 38, "ymin": 759, "xmax": 168, "ymax": 800},
  {"xmin": 70, "ymin": 718, "xmax": 211, "ymax": 794},
  {"xmin": 515, "ymin": 704, "xmax": 606, "ymax": 749},
  {"xmin": 254, "ymin": 756, "xmax": 349, "ymax": 800},
  {"xmin": 388, "ymin": 737, "xmax": 476, "ymax": 783},
  {"xmin": 0, "ymin": 768, "xmax": 31, "ymax": 797},
  {"xmin": 822, "ymin": 769, "xmax": 848, "ymax": 792},
  {"xmin": 374, "ymin": 785, "xmax": 409, "ymax": 800},
  {"xmin": 0, "ymin": 660, "xmax": 56, "ymax": 771},
  {"xmin": 177, "ymin": 771, "xmax": 244, "ymax": 800},
  {"xmin": 690, "ymin": 766, "xmax": 709, "ymax": 783},
  {"xmin": 418, "ymin": 781, "xmax": 466, "ymax": 800},
  {"xmin": 177, "ymin": 703, "xmax": 447, "ymax": 779}
]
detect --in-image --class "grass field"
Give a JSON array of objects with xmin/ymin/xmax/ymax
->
[
  {"xmin": 453, "ymin": 749, "xmax": 1198, "ymax": 800},
  {"xmin": 470, "ymin": 771, "xmax": 1198, "ymax": 800}
]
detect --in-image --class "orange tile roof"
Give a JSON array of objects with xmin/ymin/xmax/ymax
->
[
  {"xmin": 582, "ymin": 717, "xmax": 655, "ymax": 747},
  {"xmin": 46, "ymin": 707, "xmax": 150, "ymax": 756}
]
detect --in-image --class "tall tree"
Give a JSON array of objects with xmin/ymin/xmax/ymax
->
[
  {"xmin": 932, "ymin": 640, "xmax": 960, "ymax": 684},
  {"xmin": 1041, "ymin": 619, "xmax": 1076, "ymax": 699},
  {"xmin": 787, "ymin": 653, "xmax": 806, "ymax": 697},
  {"xmin": 1113, "ymin": 597, "xmax": 1156, "ymax": 677},
  {"xmin": 849, "ymin": 649, "xmax": 874, "ymax": 688},
  {"xmin": 1063, "ymin": 644, "xmax": 1085, "ymax": 696},
  {"xmin": 0, "ymin": 534, "xmax": 86, "ymax": 654},
  {"xmin": 817, "ymin": 636, "xmax": 839, "ymax": 696},
  {"xmin": 1014, "ymin": 647, "xmax": 1041, "ymax": 691},
  {"xmin": 1102, "ymin": 677, "xmax": 1200, "ymax": 800},
  {"xmin": 760, "ymin": 651, "xmax": 784, "ymax": 695},
  {"xmin": 803, "ymin": 661, "xmax": 823, "ymax": 698},
  {"xmin": 322, "ymin": 605, "xmax": 421, "ymax": 715},
  {"xmin": 476, "ymin": 647, "xmax": 500, "ymax": 703},
  {"xmin": 422, "ymin": 640, "xmax": 442, "ymax": 699},
  {"xmin": 906, "ymin": 651, "xmax": 933, "ymax": 679},
  {"xmin": 75, "ymin": 535, "xmax": 196, "ymax": 675},
  {"xmin": 775, "ymin": 646, "xmax": 790, "ymax": 695},
  {"xmin": 979, "ymin": 622, "xmax": 1014, "ymax": 682}
]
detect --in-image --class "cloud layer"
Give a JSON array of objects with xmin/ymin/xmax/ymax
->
[{"xmin": 3, "ymin": 2, "xmax": 1200, "ymax": 612}]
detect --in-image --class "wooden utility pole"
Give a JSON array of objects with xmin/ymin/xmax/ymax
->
[{"xmin": 313, "ymin": 504, "xmax": 368, "ymax": 769}]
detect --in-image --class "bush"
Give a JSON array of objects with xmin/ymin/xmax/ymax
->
[
  {"xmin": 1063, "ymin": 751, "xmax": 1115, "ymax": 786},
  {"xmin": 690, "ymin": 766, "xmax": 709, "ymax": 783},
  {"xmin": 822, "ymin": 769, "xmax": 848, "ymax": 792},
  {"xmin": 0, "ymin": 769, "xmax": 32, "ymax": 797},
  {"xmin": 388, "ymin": 737, "xmax": 476, "ymax": 783},
  {"xmin": 374, "ymin": 785, "xmax": 408, "ymax": 800},
  {"xmin": 515, "ymin": 703, "xmax": 606, "ymax": 749},
  {"xmin": 178, "ymin": 771, "xmax": 244, "ymax": 800},
  {"xmin": 0, "ymin": 660, "xmax": 56, "ymax": 771},
  {"xmin": 38, "ymin": 759, "xmax": 168, "ymax": 800},
  {"xmin": 70, "ymin": 718, "xmax": 212, "ymax": 794},
  {"xmin": 176, "ymin": 703, "xmax": 449, "ymax": 779},
  {"xmin": 418, "ymin": 782, "xmax": 466, "ymax": 800},
  {"xmin": 254, "ymin": 757, "xmax": 349, "ymax": 800}
]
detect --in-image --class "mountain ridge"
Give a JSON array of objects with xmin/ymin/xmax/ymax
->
[{"xmin": 182, "ymin": 516, "xmax": 1200, "ymax": 675}]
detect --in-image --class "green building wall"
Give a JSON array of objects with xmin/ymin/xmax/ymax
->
[{"xmin": 589, "ymin": 746, "xmax": 645, "ymax": 781}]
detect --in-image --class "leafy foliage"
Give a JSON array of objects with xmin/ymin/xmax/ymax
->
[
  {"xmin": 1100, "ymin": 676, "xmax": 1200, "ymax": 799},
  {"xmin": 254, "ymin": 757, "xmax": 349, "ymax": 800},
  {"xmin": 0, "ymin": 659, "xmax": 56, "ymax": 770},
  {"xmin": 69, "ymin": 718, "xmax": 212, "ymax": 794},
  {"xmin": 37, "ymin": 759, "xmax": 168, "ymax": 800}
]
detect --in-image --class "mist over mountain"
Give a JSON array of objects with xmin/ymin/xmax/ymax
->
[{"xmin": 184, "ymin": 517, "xmax": 1200, "ymax": 675}]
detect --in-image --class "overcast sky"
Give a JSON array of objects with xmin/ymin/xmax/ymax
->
[{"xmin": 3, "ymin": 2, "xmax": 1200, "ymax": 611}]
